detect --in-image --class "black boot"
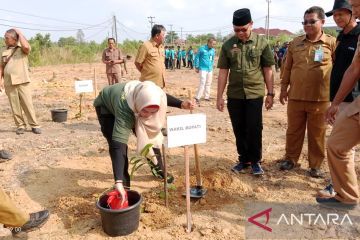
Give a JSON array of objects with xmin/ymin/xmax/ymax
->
[{"xmin": 148, "ymin": 148, "xmax": 174, "ymax": 184}]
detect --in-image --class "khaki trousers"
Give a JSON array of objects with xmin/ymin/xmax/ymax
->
[
  {"xmin": 285, "ymin": 100, "xmax": 329, "ymax": 169},
  {"xmin": 4, "ymin": 82, "xmax": 39, "ymax": 128},
  {"xmin": 327, "ymin": 109, "xmax": 360, "ymax": 203},
  {"xmin": 106, "ymin": 73, "xmax": 120, "ymax": 85},
  {"xmin": 0, "ymin": 188, "xmax": 28, "ymax": 227}
]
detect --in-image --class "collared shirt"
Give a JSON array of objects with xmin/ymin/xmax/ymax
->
[
  {"xmin": 176, "ymin": 50, "xmax": 182, "ymax": 60},
  {"xmin": 281, "ymin": 33, "xmax": 336, "ymax": 101},
  {"xmin": 102, "ymin": 47, "xmax": 122, "ymax": 74},
  {"xmin": 194, "ymin": 44, "xmax": 215, "ymax": 72},
  {"xmin": 181, "ymin": 50, "xmax": 186, "ymax": 59},
  {"xmin": 169, "ymin": 49, "xmax": 175, "ymax": 59},
  {"xmin": 330, "ymin": 23, "xmax": 360, "ymax": 102},
  {"xmin": 135, "ymin": 39, "xmax": 165, "ymax": 88},
  {"xmin": 165, "ymin": 48, "xmax": 170, "ymax": 58},
  {"xmin": 188, "ymin": 49, "xmax": 194, "ymax": 60},
  {"xmin": 217, "ymin": 33, "xmax": 275, "ymax": 99},
  {"xmin": 1, "ymin": 45, "xmax": 31, "ymax": 86}
]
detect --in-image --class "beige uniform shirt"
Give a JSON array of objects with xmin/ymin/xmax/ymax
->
[
  {"xmin": 135, "ymin": 39, "xmax": 165, "ymax": 88},
  {"xmin": 1, "ymin": 46, "xmax": 31, "ymax": 86},
  {"xmin": 102, "ymin": 47, "xmax": 122, "ymax": 74},
  {"xmin": 281, "ymin": 33, "xmax": 336, "ymax": 101}
]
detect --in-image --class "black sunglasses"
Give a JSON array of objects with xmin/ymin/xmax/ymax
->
[
  {"xmin": 234, "ymin": 25, "xmax": 249, "ymax": 33},
  {"xmin": 302, "ymin": 19, "xmax": 320, "ymax": 25}
]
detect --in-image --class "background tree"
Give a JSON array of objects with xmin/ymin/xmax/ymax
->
[
  {"xmin": 165, "ymin": 31, "xmax": 178, "ymax": 45},
  {"xmin": 76, "ymin": 29, "xmax": 85, "ymax": 43}
]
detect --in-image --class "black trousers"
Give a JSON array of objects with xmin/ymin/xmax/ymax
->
[
  {"xmin": 187, "ymin": 60, "xmax": 193, "ymax": 69},
  {"xmin": 95, "ymin": 106, "xmax": 130, "ymax": 187},
  {"xmin": 165, "ymin": 58, "xmax": 169, "ymax": 69},
  {"xmin": 176, "ymin": 59, "xmax": 181, "ymax": 69},
  {"xmin": 227, "ymin": 97, "xmax": 263, "ymax": 164}
]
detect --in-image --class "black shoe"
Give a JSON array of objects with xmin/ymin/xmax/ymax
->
[
  {"xmin": 231, "ymin": 162, "xmax": 250, "ymax": 174},
  {"xmin": 16, "ymin": 128, "xmax": 25, "ymax": 135},
  {"xmin": 251, "ymin": 163, "xmax": 264, "ymax": 175},
  {"xmin": 316, "ymin": 197, "xmax": 357, "ymax": 210},
  {"xmin": 309, "ymin": 168, "xmax": 324, "ymax": 178},
  {"xmin": 13, "ymin": 210, "xmax": 49, "ymax": 234},
  {"xmin": 31, "ymin": 128, "xmax": 42, "ymax": 134},
  {"xmin": 279, "ymin": 160, "xmax": 295, "ymax": 170},
  {"xmin": 317, "ymin": 184, "xmax": 336, "ymax": 198},
  {"xmin": 0, "ymin": 150, "xmax": 12, "ymax": 161}
]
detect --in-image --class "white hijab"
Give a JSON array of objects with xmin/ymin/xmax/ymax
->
[{"xmin": 124, "ymin": 81, "xmax": 167, "ymax": 164}]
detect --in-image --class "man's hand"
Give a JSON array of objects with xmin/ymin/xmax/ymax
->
[
  {"xmin": 181, "ymin": 99, "xmax": 195, "ymax": 110},
  {"xmin": 217, "ymin": 98, "xmax": 225, "ymax": 112},
  {"xmin": 326, "ymin": 103, "xmax": 339, "ymax": 125},
  {"xmin": 265, "ymin": 96, "xmax": 274, "ymax": 110},
  {"xmin": 114, "ymin": 182, "xmax": 127, "ymax": 205},
  {"xmin": 279, "ymin": 90, "xmax": 288, "ymax": 105}
]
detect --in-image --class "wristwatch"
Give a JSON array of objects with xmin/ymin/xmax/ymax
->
[{"xmin": 267, "ymin": 92, "xmax": 275, "ymax": 97}]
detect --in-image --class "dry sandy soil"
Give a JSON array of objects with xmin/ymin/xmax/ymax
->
[{"xmin": 0, "ymin": 60, "xmax": 359, "ymax": 239}]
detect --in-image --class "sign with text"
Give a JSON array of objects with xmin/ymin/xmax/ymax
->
[
  {"xmin": 166, "ymin": 113, "xmax": 206, "ymax": 148},
  {"xmin": 75, "ymin": 80, "xmax": 93, "ymax": 93}
]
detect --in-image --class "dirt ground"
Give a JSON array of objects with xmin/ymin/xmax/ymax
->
[{"xmin": 0, "ymin": 60, "xmax": 359, "ymax": 239}]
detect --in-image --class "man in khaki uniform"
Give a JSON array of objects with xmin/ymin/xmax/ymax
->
[
  {"xmin": 316, "ymin": 0, "xmax": 360, "ymax": 210},
  {"xmin": 0, "ymin": 187, "xmax": 49, "ymax": 233},
  {"xmin": 102, "ymin": 38, "xmax": 125, "ymax": 85},
  {"xmin": 279, "ymin": 6, "xmax": 336, "ymax": 177},
  {"xmin": 0, "ymin": 28, "xmax": 41, "ymax": 135},
  {"xmin": 135, "ymin": 25, "xmax": 166, "ymax": 88}
]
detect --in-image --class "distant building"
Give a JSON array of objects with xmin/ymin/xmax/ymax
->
[{"xmin": 252, "ymin": 27, "xmax": 294, "ymax": 37}]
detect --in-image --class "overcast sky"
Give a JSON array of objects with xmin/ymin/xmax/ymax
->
[{"xmin": 0, "ymin": 0, "xmax": 336, "ymax": 43}]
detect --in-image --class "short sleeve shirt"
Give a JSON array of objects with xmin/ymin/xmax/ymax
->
[
  {"xmin": 135, "ymin": 40, "xmax": 165, "ymax": 88},
  {"xmin": 217, "ymin": 33, "xmax": 275, "ymax": 99},
  {"xmin": 281, "ymin": 34, "xmax": 336, "ymax": 101},
  {"xmin": 102, "ymin": 48, "xmax": 122, "ymax": 74},
  {"xmin": 1, "ymin": 46, "xmax": 31, "ymax": 86}
]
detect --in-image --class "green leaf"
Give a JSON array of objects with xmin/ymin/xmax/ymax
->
[
  {"xmin": 168, "ymin": 184, "xmax": 177, "ymax": 191},
  {"xmin": 159, "ymin": 191, "xmax": 166, "ymax": 199},
  {"xmin": 140, "ymin": 143, "xmax": 153, "ymax": 156}
]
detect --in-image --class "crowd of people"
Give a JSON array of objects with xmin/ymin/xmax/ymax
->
[{"xmin": 1, "ymin": 0, "xmax": 360, "ymax": 236}]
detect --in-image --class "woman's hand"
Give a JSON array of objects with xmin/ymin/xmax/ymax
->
[
  {"xmin": 114, "ymin": 182, "xmax": 127, "ymax": 205},
  {"xmin": 181, "ymin": 99, "xmax": 195, "ymax": 110}
]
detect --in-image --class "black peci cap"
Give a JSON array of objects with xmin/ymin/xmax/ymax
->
[{"xmin": 233, "ymin": 8, "xmax": 252, "ymax": 26}]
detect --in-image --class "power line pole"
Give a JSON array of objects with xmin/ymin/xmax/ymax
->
[
  {"xmin": 266, "ymin": 0, "xmax": 271, "ymax": 41},
  {"xmin": 113, "ymin": 15, "xmax": 118, "ymax": 44},
  {"xmin": 180, "ymin": 27, "xmax": 183, "ymax": 43},
  {"xmin": 148, "ymin": 16, "xmax": 155, "ymax": 29},
  {"xmin": 169, "ymin": 24, "xmax": 173, "ymax": 45}
]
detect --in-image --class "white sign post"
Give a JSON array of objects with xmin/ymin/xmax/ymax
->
[
  {"xmin": 75, "ymin": 80, "xmax": 94, "ymax": 93},
  {"xmin": 166, "ymin": 113, "xmax": 206, "ymax": 233},
  {"xmin": 74, "ymin": 80, "xmax": 94, "ymax": 118},
  {"xmin": 167, "ymin": 114, "xmax": 206, "ymax": 148}
]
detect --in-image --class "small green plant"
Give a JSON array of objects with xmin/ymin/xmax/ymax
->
[{"xmin": 130, "ymin": 143, "xmax": 162, "ymax": 179}]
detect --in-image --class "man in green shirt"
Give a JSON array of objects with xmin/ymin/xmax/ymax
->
[{"xmin": 217, "ymin": 8, "xmax": 275, "ymax": 175}]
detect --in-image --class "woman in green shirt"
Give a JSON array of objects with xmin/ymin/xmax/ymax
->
[{"xmin": 94, "ymin": 80, "xmax": 193, "ymax": 202}]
